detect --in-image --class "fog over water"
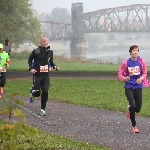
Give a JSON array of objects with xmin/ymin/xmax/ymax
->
[{"xmin": 86, "ymin": 49, "xmax": 150, "ymax": 65}]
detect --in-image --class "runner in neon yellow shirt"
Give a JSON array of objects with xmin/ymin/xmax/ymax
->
[
  {"xmin": 0, "ymin": 49, "xmax": 10, "ymax": 72},
  {"xmin": 0, "ymin": 43, "xmax": 10, "ymax": 99}
]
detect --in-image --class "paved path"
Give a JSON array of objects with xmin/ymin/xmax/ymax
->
[
  {"xmin": 15, "ymin": 96, "xmax": 150, "ymax": 150},
  {"xmin": 6, "ymin": 71, "xmax": 117, "ymax": 79}
]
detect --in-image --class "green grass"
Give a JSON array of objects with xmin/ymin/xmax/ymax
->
[
  {"xmin": 9, "ymin": 51, "xmax": 119, "ymax": 72},
  {"xmin": 18, "ymin": 131, "xmax": 107, "ymax": 150},
  {"xmin": 7, "ymin": 56, "xmax": 150, "ymax": 73},
  {"xmin": 8, "ymin": 51, "xmax": 150, "ymax": 73},
  {"xmin": 8, "ymin": 58, "xmax": 119, "ymax": 72},
  {"xmin": 0, "ymin": 121, "xmax": 107, "ymax": 150},
  {"xmin": 56, "ymin": 62, "xmax": 119, "ymax": 72},
  {"xmin": 5, "ymin": 78, "xmax": 150, "ymax": 118},
  {"xmin": 9, "ymin": 59, "xmax": 28, "ymax": 71}
]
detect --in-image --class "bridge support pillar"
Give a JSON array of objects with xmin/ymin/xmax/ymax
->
[{"xmin": 71, "ymin": 3, "xmax": 86, "ymax": 59}]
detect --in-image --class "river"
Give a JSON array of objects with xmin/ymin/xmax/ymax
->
[{"xmin": 86, "ymin": 49, "xmax": 150, "ymax": 65}]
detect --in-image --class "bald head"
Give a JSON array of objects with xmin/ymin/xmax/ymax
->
[{"xmin": 40, "ymin": 37, "xmax": 48, "ymax": 48}]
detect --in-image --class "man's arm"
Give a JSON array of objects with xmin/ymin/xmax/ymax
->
[
  {"xmin": 49, "ymin": 50, "xmax": 59, "ymax": 71},
  {"xmin": 49, "ymin": 50, "xmax": 56, "ymax": 68},
  {"xmin": 28, "ymin": 50, "xmax": 35, "ymax": 71}
]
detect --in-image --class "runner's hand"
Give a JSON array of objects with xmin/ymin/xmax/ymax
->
[
  {"xmin": 136, "ymin": 77, "xmax": 143, "ymax": 84},
  {"xmin": 6, "ymin": 63, "xmax": 9, "ymax": 67},
  {"xmin": 54, "ymin": 66, "xmax": 59, "ymax": 71},
  {"xmin": 124, "ymin": 76, "xmax": 130, "ymax": 82},
  {"xmin": 30, "ymin": 69, "xmax": 37, "ymax": 74}
]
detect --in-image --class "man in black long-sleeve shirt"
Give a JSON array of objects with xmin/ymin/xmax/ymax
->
[{"xmin": 28, "ymin": 37, "xmax": 59, "ymax": 116}]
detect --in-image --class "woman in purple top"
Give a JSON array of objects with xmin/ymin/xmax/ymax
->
[{"xmin": 118, "ymin": 45, "xmax": 147, "ymax": 133}]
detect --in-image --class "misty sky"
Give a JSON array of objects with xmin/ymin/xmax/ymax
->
[{"xmin": 32, "ymin": 0, "xmax": 150, "ymax": 13}]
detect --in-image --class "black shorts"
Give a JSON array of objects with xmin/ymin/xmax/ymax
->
[{"xmin": 0, "ymin": 72, "xmax": 6, "ymax": 87}]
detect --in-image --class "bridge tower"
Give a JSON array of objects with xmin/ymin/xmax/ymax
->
[{"xmin": 71, "ymin": 3, "xmax": 86, "ymax": 58}]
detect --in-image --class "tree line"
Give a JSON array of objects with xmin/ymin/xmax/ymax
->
[
  {"xmin": 38, "ymin": 7, "xmax": 71, "ymax": 23},
  {"xmin": 0, "ymin": 0, "xmax": 41, "ymax": 46},
  {"xmin": 0, "ymin": 0, "xmax": 71, "ymax": 47}
]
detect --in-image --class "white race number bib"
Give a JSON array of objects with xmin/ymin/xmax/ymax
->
[
  {"xmin": 128, "ymin": 66, "xmax": 140, "ymax": 76},
  {"xmin": 40, "ymin": 65, "xmax": 48, "ymax": 72}
]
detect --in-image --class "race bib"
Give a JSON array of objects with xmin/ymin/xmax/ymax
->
[
  {"xmin": 128, "ymin": 66, "xmax": 140, "ymax": 76},
  {"xmin": 40, "ymin": 65, "xmax": 48, "ymax": 72}
]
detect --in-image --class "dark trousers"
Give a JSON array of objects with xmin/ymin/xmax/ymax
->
[
  {"xmin": 125, "ymin": 88, "xmax": 142, "ymax": 127},
  {"xmin": 34, "ymin": 75, "xmax": 50, "ymax": 110},
  {"xmin": 0, "ymin": 72, "xmax": 6, "ymax": 87}
]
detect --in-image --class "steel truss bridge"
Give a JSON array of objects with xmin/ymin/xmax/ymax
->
[
  {"xmin": 40, "ymin": 21, "xmax": 71, "ymax": 41},
  {"xmin": 40, "ymin": 4, "xmax": 150, "ymax": 41}
]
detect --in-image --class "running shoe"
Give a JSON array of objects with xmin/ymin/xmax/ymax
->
[
  {"xmin": 40, "ymin": 109, "xmax": 46, "ymax": 116},
  {"xmin": 132, "ymin": 126, "xmax": 139, "ymax": 133}
]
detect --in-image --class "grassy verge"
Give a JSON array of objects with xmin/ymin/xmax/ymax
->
[
  {"xmin": 8, "ymin": 51, "xmax": 150, "ymax": 73},
  {"xmin": 9, "ymin": 51, "xmax": 119, "ymax": 72},
  {"xmin": 8, "ymin": 58, "xmax": 119, "ymax": 72},
  {"xmin": 5, "ymin": 78, "xmax": 150, "ymax": 118},
  {"xmin": 0, "ymin": 121, "xmax": 107, "ymax": 150},
  {"xmin": 18, "ymin": 131, "xmax": 107, "ymax": 150}
]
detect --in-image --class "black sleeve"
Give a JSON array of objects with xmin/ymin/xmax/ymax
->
[
  {"xmin": 28, "ymin": 50, "xmax": 35, "ymax": 70},
  {"xmin": 49, "ymin": 50, "xmax": 56, "ymax": 69}
]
